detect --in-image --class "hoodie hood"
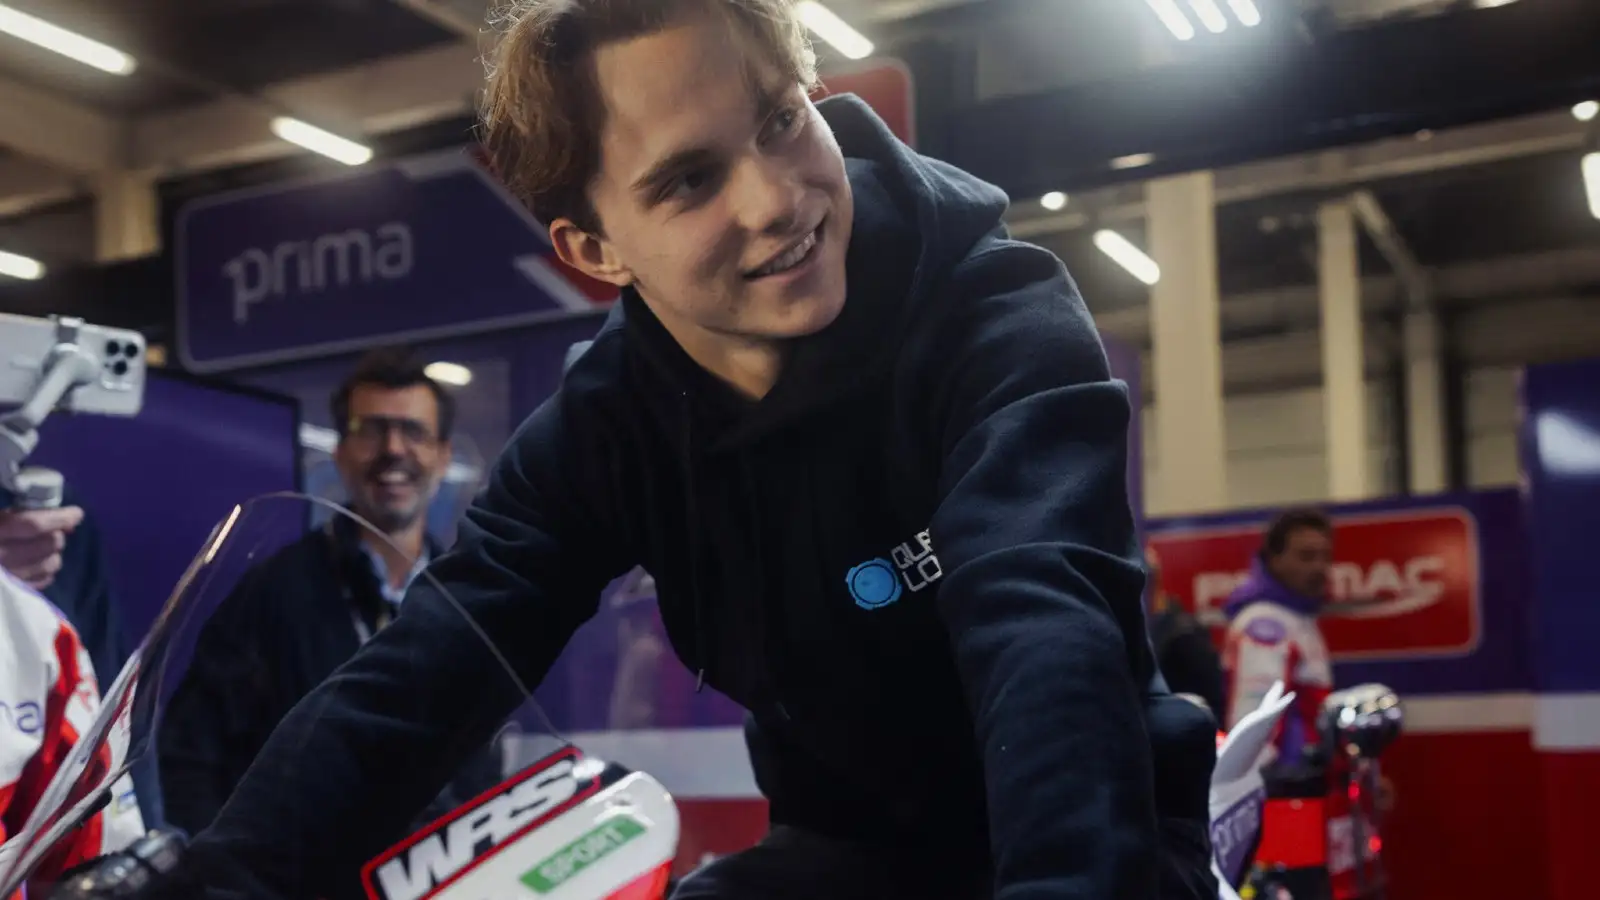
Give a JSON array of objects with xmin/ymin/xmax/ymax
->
[
  {"xmin": 1224, "ymin": 556, "xmax": 1322, "ymax": 618},
  {"xmin": 618, "ymin": 92, "xmax": 1011, "ymax": 451}
]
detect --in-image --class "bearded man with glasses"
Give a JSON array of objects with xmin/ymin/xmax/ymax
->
[{"xmin": 154, "ymin": 347, "xmax": 500, "ymax": 900}]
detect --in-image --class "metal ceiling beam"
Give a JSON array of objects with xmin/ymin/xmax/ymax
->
[
  {"xmin": 0, "ymin": 76, "xmax": 124, "ymax": 174},
  {"xmin": 1091, "ymin": 244, "xmax": 1600, "ymax": 348},
  {"xmin": 1350, "ymin": 188, "xmax": 1432, "ymax": 308},
  {"xmin": 1005, "ymin": 109, "xmax": 1589, "ymax": 238},
  {"xmin": 127, "ymin": 42, "xmax": 481, "ymax": 176},
  {"xmin": 0, "ymin": 158, "xmax": 80, "ymax": 218}
]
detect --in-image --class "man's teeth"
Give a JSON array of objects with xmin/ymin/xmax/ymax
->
[
  {"xmin": 753, "ymin": 230, "xmax": 816, "ymax": 277},
  {"xmin": 377, "ymin": 471, "xmax": 409, "ymax": 485}
]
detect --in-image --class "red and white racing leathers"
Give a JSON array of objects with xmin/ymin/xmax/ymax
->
[
  {"xmin": 0, "ymin": 567, "xmax": 143, "ymax": 899},
  {"xmin": 1222, "ymin": 599, "xmax": 1333, "ymax": 766}
]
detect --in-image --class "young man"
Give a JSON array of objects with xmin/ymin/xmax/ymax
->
[
  {"xmin": 1222, "ymin": 508, "xmax": 1336, "ymax": 765},
  {"xmin": 141, "ymin": 1, "xmax": 1216, "ymax": 898}
]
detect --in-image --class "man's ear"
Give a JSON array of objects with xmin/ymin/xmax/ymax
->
[{"xmin": 550, "ymin": 219, "xmax": 633, "ymax": 288}]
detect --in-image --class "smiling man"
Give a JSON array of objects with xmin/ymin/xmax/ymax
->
[
  {"xmin": 136, "ymin": 2, "xmax": 1217, "ymax": 899},
  {"xmin": 154, "ymin": 349, "xmax": 501, "ymax": 899}
]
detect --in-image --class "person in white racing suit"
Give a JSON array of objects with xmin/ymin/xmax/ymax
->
[
  {"xmin": 1221, "ymin": 508, "xmax": 1335, "ymax": 767},
  {"xmin": 0, "ymin": 566, "xmax": 144, "ymax": 900}
]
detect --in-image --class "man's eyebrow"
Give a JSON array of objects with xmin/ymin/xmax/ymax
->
[
  {"xmin": 630, "ymin": 146, "xmax": 716, "ymax": 196},
  {"xmin": 627, "ymin": 83, "xmax": 794, "ymax": 196}
]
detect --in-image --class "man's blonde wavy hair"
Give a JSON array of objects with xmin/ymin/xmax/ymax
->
[{"xmin": 479, "ymin": 0, "xmax": 818, "ymax": 234}]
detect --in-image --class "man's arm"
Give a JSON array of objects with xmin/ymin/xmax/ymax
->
[
  {"xmin": 919, "ymin": 238, "xmax": 1198, "ymax": 900},
  {"xmin": 1222, "ymin": 614, "xmax": 1293, "ymax": 731},
  {"xmin": 167, "ymin": 398, "xmax": 630, "ymax": 900}
]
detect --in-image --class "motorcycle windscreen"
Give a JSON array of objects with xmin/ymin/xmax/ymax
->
[{"xmin": 0, "ymin": 492, "xmax": 674, "ymax": 900}]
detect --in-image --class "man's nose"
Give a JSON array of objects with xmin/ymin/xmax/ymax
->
[
  {"xmin": 383, "ymin": 426, "xmax": 409, "ymax": 455},
  {"xmin": 731, "ymin": 156, "xmax": 804, "ymax": 235}
]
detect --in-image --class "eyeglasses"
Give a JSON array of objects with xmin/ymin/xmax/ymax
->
[{"xmin": 343, "ymin": 415, "xmax": 439, "ymax": 449}]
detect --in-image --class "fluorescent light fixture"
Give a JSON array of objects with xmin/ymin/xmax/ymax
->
[
  {"xmin": 425, "ymin": 361, "xmax": 473, "ymax": 387},
  {"xmin": 1226, "ymin": 0, "xmax": 1262, "ymax": 26},
  {"xmin": 270, "ymin": 117, "xmax": 373, "ymax": 166},
  {"xmin": 1040, "ymin": 191, "xmax": 1069, "ymax": 211},
  {"xmin": 0, "ymin": 3, "xmax": 135, "ymax": 74},
  {"xmin": 1573, "ymin": 100, "xmax": 1599, "ymax": 122},
  {"xmin": 0, "ymin": 249, "xmax": 44, "ymax": 280},
  {"xmin": 1583, "ymin": 152, "xmax": 1600, "ymax": 221},
  {"xmin": 1187, "ymin": 0, "xmax": 1229, "ymax": 34},
  {"xmin": 1472, "ymin": 0, "xmax": 1518, "ymax": 7},
  {"xmin": 1111, "ymin": 152, "xmax": 1157, "ymax": 170},
  {"xmin": 1146, "ymin": 0, "xmax": 1196, "ymax": 40},
  {"xmin": 796, "ymin": 1, "xmax": 873, "ymax": 60},
  {"xmin": 1094, "ymin": 230, "xmax": 1161, "ymax": 286}
]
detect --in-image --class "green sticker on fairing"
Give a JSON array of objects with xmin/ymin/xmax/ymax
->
[{"xmin": 519, "ymin": 814, "xmax": 648, "ymax": 893}]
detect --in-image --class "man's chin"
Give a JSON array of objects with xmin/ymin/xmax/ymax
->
[
  {"xmin": 354, "ymin": 502, "xmax": 423, "ymax": 535},
  {"xmin": 764, "ymin": 289, "xmax": 847, "ymax": 339}
]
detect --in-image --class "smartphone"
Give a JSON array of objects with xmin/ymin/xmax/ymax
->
[{"xmin": 0, "ymin": 313, "xmax": 147, "ymax": 418}]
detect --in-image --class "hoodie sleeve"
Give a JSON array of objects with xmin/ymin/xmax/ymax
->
[
  {"xmin": 168, "ymin": 396, "xmax": 631, "ymax": 900},
  {"xmin": 919, "ymin": 237, "xmax": 1169, "ymax": 900}
]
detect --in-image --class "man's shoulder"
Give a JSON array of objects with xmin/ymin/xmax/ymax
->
[
  {"xmin": 1227, "ymin": 602, "xmax": 1312, "ymax": 645},
  {"xmin": 225, "ymin": 529, "xmax": 335, "ymax": 608}
]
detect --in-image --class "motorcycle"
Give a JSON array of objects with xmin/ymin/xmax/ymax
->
[
  {"xmin": 1212, "ymin": 683, "xmax": 1403, "ymax": 900},
  {"xmin": 0, "ymin": 491, "xmax": 1396, "ymax": 900},
  {"xmin": 0, "ymin": 493, "xmax": 681, "ymax": 900}
]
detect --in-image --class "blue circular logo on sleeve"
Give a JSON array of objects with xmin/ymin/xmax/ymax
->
[{"xmin": 847, "ymin": 558, "xmax": 903, "ymax": 610}]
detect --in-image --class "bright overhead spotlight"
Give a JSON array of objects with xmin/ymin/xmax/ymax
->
[
  {"xmin": 1226, "ymin": 0, "xmax": 1262, "ymax": 26},
  {"xmin": 1094, "ymin": 230, "xmax": 1161, "ymax": 286},
  {"xmin": 0, "ymin": 3, "xmax": 135, "ymax": 74},
  {"xmin": 1111, "ymin": 152, "xmax": 1157, "ymax": 171},
  {"xmin": 270, "ymin": 117, "xmax": 373, "ymax": 166},
  {"xmin": 1040, "ymin": 191, "xmax": 1069, "ymax": 211},
  {"xmin": 1146, "ymin": 0, "xmax": 1196, "ymax": 40},
  {"xmin": 1187, "ymin": 0, "xmax": 1229, "ymax": 34},
  {"xmin": 1582, "ymin": 152, "xmax": 1600, "ymax": 221},
  {"xmin": 424, "ymin": 361, "xmax": 473, "ymax": 387},
  {"xmin": 1574, "ymin": 101, "xmax": 1599, "ymax": 123},
  {"xmin": 0, "ymin": 249, "xmax": 45, "ymax": 281},
  {"xmin": 796, "ymin": 1, "xmax": 873, "ymax": 60}
]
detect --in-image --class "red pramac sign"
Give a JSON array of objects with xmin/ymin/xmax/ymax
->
[{"xmin": 1149, "ymin": 508, "xmax": 1482, "ymax": 661}]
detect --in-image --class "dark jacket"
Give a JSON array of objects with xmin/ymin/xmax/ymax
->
[
  {"xmin": 156, "ymin": 515, "xmax": 501, "ymax": 899},
  {"xmin": 1150, "ymin": 603, "xmax": 1226, "ymax": 719},
  {"xmin": 170, "ymin": 95, "xmax": 1216, "ymax": 900}
]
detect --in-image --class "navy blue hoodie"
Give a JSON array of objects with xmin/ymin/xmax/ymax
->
[{"xmin": 170, "ymin": 95, "xmax": 1216, "ymax": 900}]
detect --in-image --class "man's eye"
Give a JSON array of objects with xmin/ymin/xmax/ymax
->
[
  {"xmin": 665, "ymin": 169, "xmax": 711, "ymax": 201},
  {"xmin": 763, "ymin": 107, "xmax": 802, "ymax": 142}
]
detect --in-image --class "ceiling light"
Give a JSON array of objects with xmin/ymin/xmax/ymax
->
[
  {"xmin": 1582, "ymin": 152, "xmax": 1600, "ymax": 221},
  {"xmin": 1226, "ymin": 0, "xmax": 1262, "ymax": 26},
  {"xmin": 1472, "ymin": 0, "xmax": 1518, "ymax": 7},
  {"xmin": 270, "ymin": 117, "xmax": 373, "ymax": 166},
  {"xmin": 0, "ymin": 3, "xmax": 135, "ymax": 74},
  {"xmin": 1040, "ymin": 191, "xmax": 1069, "ymax": 211},
  {"xmin": 1187, "ymin": 0, "xmax": 1229, "ymax": 34},
  {"xmin": 1111, "ymin": 152, "xmax": 1157, "ymax": 170},
  {"xmin": 425, "ymin": 361, "xmax": 473, "ymax": 387},
  {"xmin": 1146, "ymin": 0, "xmax": 1196, "ymax": 40},
  {"xmin": 796, "ymin": 2, "xmax": 873, "ymax": 60},
  {"xmin": 1573, "ymin": 100, "xmax": 1599, "ymax": 123},
  {"xmin": 0, "ymin": 249, "xmax": 44, "ymax": 280},
  {"xmin": 1093, "ymin": 230, "xmax": 1161, "ymax": 286}
]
